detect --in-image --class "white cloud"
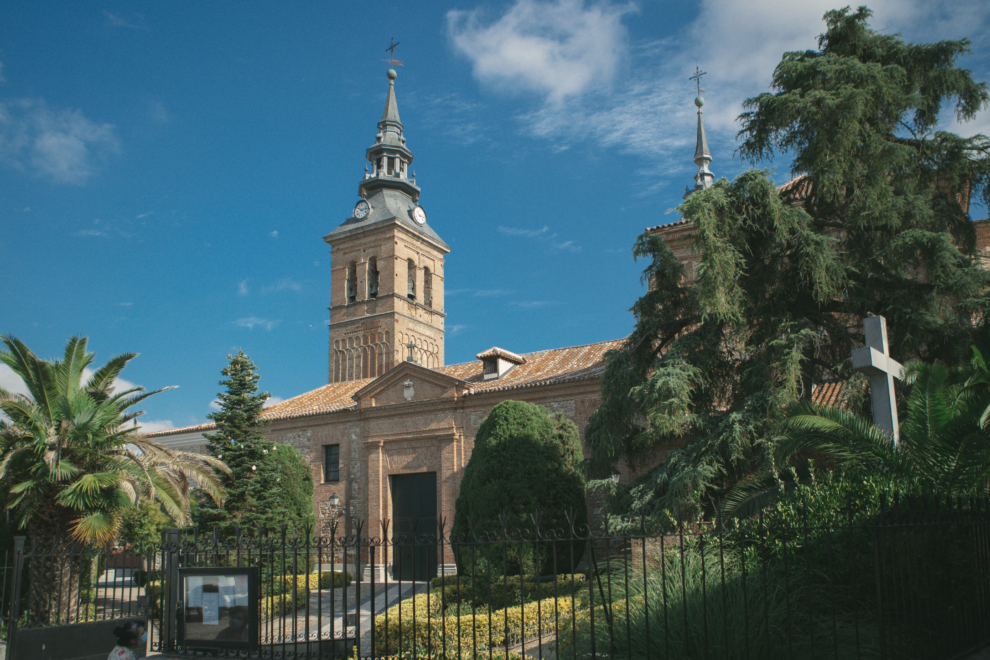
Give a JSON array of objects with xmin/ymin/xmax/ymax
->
[
  {"xmin": 235, "ymin": 317, "xmax": 280, "ymax": 331},
  {"xmin": 103, "ymin": 10, "xmax": 146, "ymax": 29},
  {"xmin": 147, "ymin": 100, "xmax": 168, "ymax": 124},
  {"xmin": 509, "ymin": 300, "xmax": 557, "ymax": 308},
  {"xmin": 261, "ymin": 278, "xmax": 301, "ymax": 294},
  {"xmin": 209, "ymin": 398, "xmax": 221, "ymax": 411},
  {"xmin": 269, "ymin": 230, "xmax": 278, "ymax": 238},
  {"xmin": 498, "ymin": 225, "xmax": 549, "ymax": 237},
  {"xmin": 551, "ymin": 240, "xmax": 582, "ymax": 253},
  {"xmin": 0, "ymin": 98, "xmax": 118, "ymax": 184},
  {"xmin": 137, "ymin": 419, "xmax": 174, "ymax": 433},
  {"xmin": 0, "ymin": 61, "xmax": 5, "ymax": 83},
  {"xmin": 263, "ymin": 396, "xmax": 285, "ymax": 408},
  {"xmin": 416, "ymin": 92, "xmax": 489, "ymax": 146},
  {"xmin": 447, "ymin": 288, "xmax": 514, "ymax": 297},
  {"xmin": 238, "ymin": 279, "xmax": 249, "ymax": 296},
  {"xmin": 497, "ymin": 223, "xmax": 583, "ymax": 252},
  {"xmin": 115, "ymin": 302, "xmax": 133, "ymax": 306},
  {"xmin": 473, "ymin": 289, "xmax": 512, "ymax": 297},
  {"xmin": 448, "ymin": 0, "xmax": 636, "ymax": 103},
  {"xmin": 0, "ymin": 364, "xmax": 30, "ymax": 397},
  {"xmin": 448, "ymin": 324, "xmax": 468, "ymax": 336}
]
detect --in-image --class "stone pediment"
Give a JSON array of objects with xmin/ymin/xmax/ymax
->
[{"xmin": 353, "ymin": 361, "xmax": 470, "ymax": 409}]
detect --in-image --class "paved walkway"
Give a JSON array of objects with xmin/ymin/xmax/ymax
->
[{"xmin": 265, "ymin": 580, "xmax": 428, "ymax": 650}]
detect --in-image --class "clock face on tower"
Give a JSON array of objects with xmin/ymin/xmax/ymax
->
[
  {"xmin": 412, "ymin": 205, "xmax": 427, "ymax": 225},
  {"xmin": 353, "ymin": 200, "xmax": 370, "ymax": 220}
]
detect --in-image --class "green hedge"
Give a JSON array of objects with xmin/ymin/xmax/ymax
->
[
  {"xmin": 429, "ymin": 574, "xmax": 586, "ymax": 610},
  {"xmin": 374, "ymin": 591, "xmax": 574, "ymax": 657}
]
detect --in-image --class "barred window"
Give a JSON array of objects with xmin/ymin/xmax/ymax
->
[{"xmin": 324, "ymin": 445, "xmax": 340, "ymax": 482}]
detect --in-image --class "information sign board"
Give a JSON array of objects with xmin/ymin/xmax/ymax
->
[{"xmin": 177, "ymin": 567, "xmax": 259, "ymax": 652}]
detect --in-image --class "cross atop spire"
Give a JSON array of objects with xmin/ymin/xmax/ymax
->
[
  {"xmin": 383, "ymin": 38, "xmax": 404, "ymax": 68},
  {"xmin": 689, "ymin": 67, "xmax": 706, "ymax": 97}
]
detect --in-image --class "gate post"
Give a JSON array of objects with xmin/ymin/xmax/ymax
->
[
  {"xmin": 6, "ymin": 537, "xmax": 25, "ymax": 660},
  {"xmin": 160, "ymin": 529, "xmax": 181, "ymax": 653}
]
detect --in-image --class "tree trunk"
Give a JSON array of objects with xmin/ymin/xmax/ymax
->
[{"xmin": 25, "ymin": 503, "xmax": 83, "ymax": 625}]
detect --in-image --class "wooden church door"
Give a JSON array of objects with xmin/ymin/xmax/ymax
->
[{"xmin": 390, "ymin": 472, "xmax": 438, "ymax": 581}]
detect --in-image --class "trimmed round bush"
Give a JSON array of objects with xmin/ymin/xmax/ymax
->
[{"xmin": 452, "ymin": 400, "xmax": 587, "ymax": 576}]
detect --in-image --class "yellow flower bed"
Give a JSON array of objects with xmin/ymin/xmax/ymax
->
[{"xmin": 374, "ymin": 592, "xmax": 575, "ymax": 657}]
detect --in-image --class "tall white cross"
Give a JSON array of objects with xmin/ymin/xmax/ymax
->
[{"xmin": 851, "ymin": 314, "xmax": 904, "ymax": 445}]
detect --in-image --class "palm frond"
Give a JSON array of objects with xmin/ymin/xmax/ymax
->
[
  {"xmin": 84, "ymin": 353, "xmax": 138, "ymax": 398},
  {"xmin": 721, "ymin": 468, "xmax": 792, "ymax": 518},
  {"xmin": 70, "ymin": 512, "xmax": 121, "ymax": 546},
  {"xmin": 778, "ymin": 401, "xmax": 896, "ymax": 469},
  {"xmin": 56, "ymin": 337, "xmax": 93, "ymax": 403},
  {"xmin": 1, "ymin": 336, "xmax": 57, "ymax": 422}
]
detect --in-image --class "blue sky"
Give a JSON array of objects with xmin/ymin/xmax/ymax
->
[{"xmin": 2, "ymin": 0, "xmax": 989, "ymax": 432}]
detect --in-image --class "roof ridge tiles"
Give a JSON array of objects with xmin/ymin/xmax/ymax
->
[{"xmin": 146, "ymin": 339, "xmax": 626, "ymax": 436}]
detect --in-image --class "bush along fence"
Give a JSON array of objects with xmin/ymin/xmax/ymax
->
[{"xmin": 0, "ymin": 494, "xmax": 987, "ymax": 660}]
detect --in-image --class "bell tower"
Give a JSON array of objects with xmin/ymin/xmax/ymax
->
[{"xmin": 324, "ymin": 69, "xmax": 449, "ymax": 383}]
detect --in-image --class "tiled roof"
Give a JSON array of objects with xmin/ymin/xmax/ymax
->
[
  {"xmin": 262, "ymin": 379, "xmax": 372, "ymax": 420},
  {"xmin": 445, "ymin": 340, "xmax": 624, "ymax": 394},
  {"xmin": 646, "ymin": 174, "xmax": 809, "ymax": 235},
  {"xmin": 143, "ymin": 421, "xmax": 217, "ymax": 438},
  {"xmin": 812, "ymin": 380, "xmax": 848, "ymax": 407},
  {"xmin": 146, "ymin": 339, "xmax": 624, "ymax": 437},
  {"xmin": 645, "ymin": 217, "xmax": 691, "ymax": 233},
  {"xmin": 776, "ymin": 173, "xmax": 811, "ymax": 201},
  {"xmin": 475, "ymin": 347, "xmax": 526, "ymax": 364}
]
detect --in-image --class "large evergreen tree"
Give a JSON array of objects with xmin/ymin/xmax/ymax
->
[
  {"xmin": 587, "ymin": 7, "xmax": 990, "ymax": 523},
  {"xmin": 197, "ymin": 351, "xmax": 314, "ymax": 535}
]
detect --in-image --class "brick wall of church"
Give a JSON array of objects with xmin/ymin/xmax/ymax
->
[{"xmin": 262, "ymin": 377, "xmax": 607, "ymax": 570}]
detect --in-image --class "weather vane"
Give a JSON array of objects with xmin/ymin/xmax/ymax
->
[
  {"xmin": 689, "ymin": 66, "xmax": 706, "ymax": 97},
  {"xmin": 383, "ymin": 37, "xmax": 404, "ymax": 67}
]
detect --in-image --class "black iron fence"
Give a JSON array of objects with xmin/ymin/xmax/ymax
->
[{"xmin": 0, "ymin": 494, "xmax": 988, "ymax": 660}]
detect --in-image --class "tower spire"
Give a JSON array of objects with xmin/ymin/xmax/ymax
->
[
  {"xmin": 359, "ymin": 67, "xmax": 420, "ymax": 202},
  {"xmin": 684, "ymin": 67, "xmax": 714, "ymax": 199},
  {"xmin": 379, "ymin": 69, "xmax": 403, "ymax": 144}
]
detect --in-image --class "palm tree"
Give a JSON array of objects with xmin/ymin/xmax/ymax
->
[
  {"xmin": 724, "ymin": 351, "xmax": 990, "ymax": 517},
  {"xmin": 0, "ymin": 335, "xmax": 229, "ymax": 623}
]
